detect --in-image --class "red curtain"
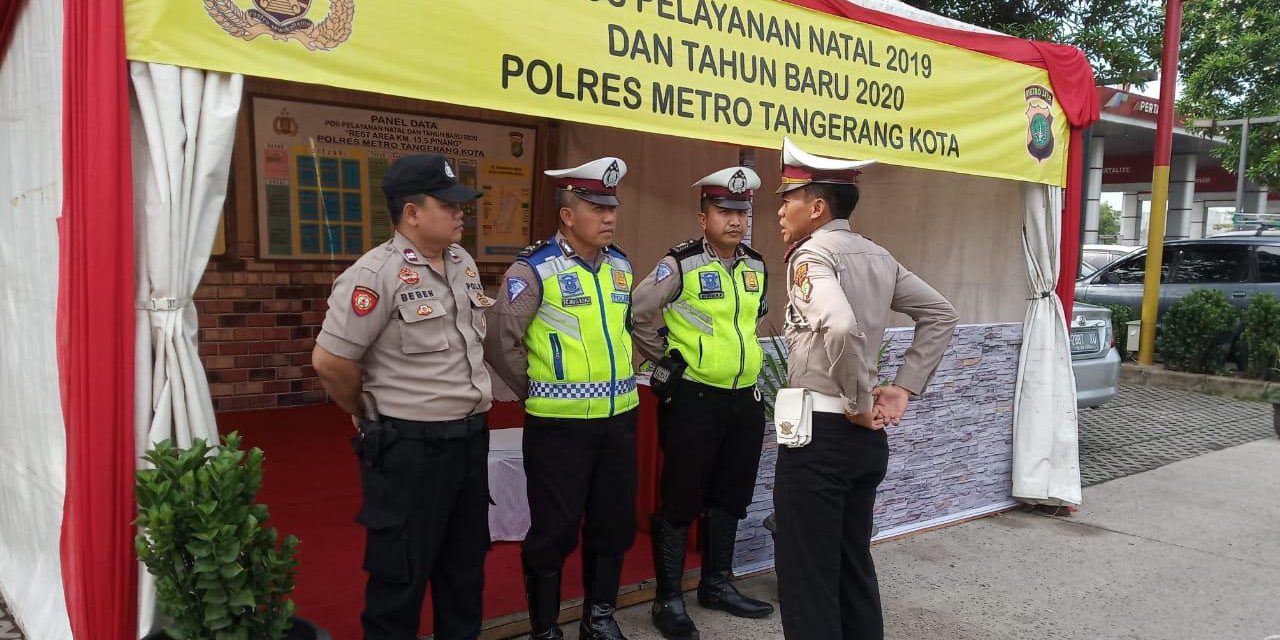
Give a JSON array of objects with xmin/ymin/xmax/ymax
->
[
  {"xmin": 58, "ymin": 0, "xmax": 137, "ymax": 636},
  {"xmin": 782, "ymin": 0, "xmax": 1096, "ymax": 319},
  {"xmin": 0, "ymin": 0, "xmax": 27, "ymax": 68}
]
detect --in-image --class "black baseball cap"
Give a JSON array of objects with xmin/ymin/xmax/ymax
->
[{"xmin": 381, "ymin": 154, "xmax": 483, "ymax": 204}]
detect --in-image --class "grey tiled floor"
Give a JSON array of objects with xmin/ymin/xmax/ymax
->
[{"xmin": 1078, "ymin": 383, "xmax": 1274, "ymax": 486}]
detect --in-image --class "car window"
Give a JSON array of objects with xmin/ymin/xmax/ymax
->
[
  {"xmin": 1106, "ymin": 250, "xmax": 1174, "ymax": 285},
  {"xmin": 1169, "ymin": 244, "xmax": 1250, "ymax": 284},
  {"xmin": 1258, "ymin": 246, "xmax": 1280, "ymax": 283},
  {"xmin": 1083, "ymin": 252, "xmax": 1114, "ymax": 271}
]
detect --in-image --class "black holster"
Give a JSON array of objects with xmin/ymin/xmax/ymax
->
[
  {"xmin": 650, "ymin": 352, "xmax": 688, "ymax": 402},
  {"xmin": 353, "ymin": 417, "xmax": 401, "ymax": 469}
]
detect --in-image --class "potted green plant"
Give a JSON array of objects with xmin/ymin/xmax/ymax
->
[{"xmin": 135, "ymin": 433, "xmax": 329, "ymax": 640}]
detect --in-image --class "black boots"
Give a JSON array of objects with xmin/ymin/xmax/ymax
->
[
  {"xmin": 696, "ymin": 509, "xmax": 774, "ymax": 619},
  {"xmin": 649, "ymin": 514, "xmax": 699, "ymax": 639},
  {"xmin": 523, "ymin": 556, "xmax": 564, "ymax": 640},
  {"xmin": 580, "ymin": 554, "xmax": 628, "ymax": 640}
]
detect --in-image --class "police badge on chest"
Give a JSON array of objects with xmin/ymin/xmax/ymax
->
[{"xmin": 698, "ymin": 271, "xmax": 724, "ymax": 299}]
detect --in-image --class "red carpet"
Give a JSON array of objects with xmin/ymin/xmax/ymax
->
[{"xmin": 218, "ymin": 401, "xmax": 692, "ymax": 639}]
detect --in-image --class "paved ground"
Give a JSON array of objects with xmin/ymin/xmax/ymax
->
[
  {"xmin": 3, "ymin": 386, "xmax": 1273, "ymax": 639},
  {"xmin": 1078, "ymin": 383, "xmax": 1274, "ymax": 486},
  {"xmin": 595, "ymin": 437, "xmax": 1280, "ymax": 640}
]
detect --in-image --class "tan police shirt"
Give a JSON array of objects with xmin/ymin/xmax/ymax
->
[
  {"xmin": 631, "ymin": 238, "xmax": 758, "ymax": 363},
  {"xmin": 316, "ymin": 232, "xmax": 494, "ymax": 421},
  {"xmin": 785, "ymin": 219, "xmax": 958, "ymax": 415},
  {"xmin": 483, "ymin": 232, "xmax": 607, "ymax": 401}
]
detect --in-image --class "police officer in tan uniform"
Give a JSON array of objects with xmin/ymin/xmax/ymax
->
[
  {"xmin": 312, "ymin": 154, "xmax": 494, "ymax": 640},
  {"xmin": 632, "ymin": 166, "xmax": 774, "ymax": 640},
  {"xmin": 772, "ymin": 138, "xmax": 958, "ymax": 640}
]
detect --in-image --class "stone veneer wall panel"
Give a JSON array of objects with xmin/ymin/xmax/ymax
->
[{"xmin": 734, "ymin": 323, "xmax": 1023, "ymax": 574}]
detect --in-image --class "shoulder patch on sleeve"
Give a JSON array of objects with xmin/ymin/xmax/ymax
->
[
  {"xmin": 792, "ymin": 262, "xmax": 813, "ymax": 303},
  {"xmin": 351, "ymin": 286, "xmax": 379, "ymax": 316},
  {"xmin": 655, "ymin": 261, "xmax": 674, "ymax": 283},
  {"xmin": 506, "ymin": 276, "xmax": 530, "ymax": 302}
]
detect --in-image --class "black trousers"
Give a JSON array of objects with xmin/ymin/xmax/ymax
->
[
  {"xmin": 774, "ymin": 412, "xmax": 890, "ymax": 640},
  {"xmin": 658, "ymin": 380, "xmax": 766, "ymax": 525},
  {"xmin": 521, "ymin": 409, "xmax": 638, "ymax": 571},
  {"xmin": 357, "ymin": 414, "xmax": 491, "ymax": 640}
]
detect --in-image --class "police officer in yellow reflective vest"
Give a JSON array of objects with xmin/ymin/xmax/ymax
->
[
  {"xmin": 632, "ymin": 167, "xmax": 775, "ymax": 640},
  {"xmin": 485, "ymin": 157, "xmax": 638, "ymax": 640}
]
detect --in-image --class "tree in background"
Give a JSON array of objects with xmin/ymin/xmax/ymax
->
[
  {"xmin": 903, "ymin": 0, "xmax": 1164, "ymax": 84},
  {"xmin": 1179, "ymin": 0, "xmax": 1280, "ymax": 191},
  {"xmin": 1097, "ymin": 202, "xmax": 1121, "ymax": 243}
]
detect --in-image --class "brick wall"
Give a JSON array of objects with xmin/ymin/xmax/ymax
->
[
  {"xmin": 195, "ymin": 257, "xmax": 349, "ymax": 412},
  {"xmin": 734, "ymin": 323, "xmax": 1023, "ymax": 574}
]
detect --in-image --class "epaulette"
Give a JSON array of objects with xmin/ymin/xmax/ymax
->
[
  {"xmin": 740, "ymin": 243, "xmax": 764, "ymax": 261},
  {"xmin": 782, "ymin": 236, "xmax": 812, "ymax": 262},
  {"xmin": 606, "ymin": 243, "xmax": 628, "ymax": 258},
  {"xmin": 666, "ymin": 238, "xmax": 701, "ymax": 258},
  {"xmin": 517, "ymin": 239, "xmax": 549, "ymax": 258}
]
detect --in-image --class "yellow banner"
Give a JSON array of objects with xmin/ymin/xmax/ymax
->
[{"xmin": 125, "ymin": 0, "xmax": 1068, "ymax": 186}]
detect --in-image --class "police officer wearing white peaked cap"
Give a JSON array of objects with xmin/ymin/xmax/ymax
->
[
  {"xmin": 632, "ymin": 165, "xmax": 775, "ymax": 639},
  {"xmin": 484, "ymin": 157, "xmax": 638, "ymax": 640},
  {"xmin": 772, "ymin": 137, "xmax": 958, "ymax": 640}
]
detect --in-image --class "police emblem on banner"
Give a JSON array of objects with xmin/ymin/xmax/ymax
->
[
  {"xmin": 1024, "ymin": 85, "xmax": 1055, "ymax": 163},
  {"xmin": 699, "ymin": 271, "xmax": 724, "ymax": 299},
  {"xmin": 510, "ymin": 131, "xmax": 525, "ymax": 158},
  {"xmin": 204, "ymin": 0, "xmax": 354, "ymax": 51}
]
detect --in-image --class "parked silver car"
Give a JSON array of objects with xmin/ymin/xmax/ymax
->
[
  {"xmin": 1075, "ymin": 235, "xmax": 1280, "ymax": 320},
  {"xmin": 1071, "ymin": 302, "xmax": 1120, "ymax": 408}
]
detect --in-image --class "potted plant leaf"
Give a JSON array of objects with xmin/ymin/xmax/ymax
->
[{"xmin": 135, "ymin": 433, "xmax": 330, "ymax": 640}]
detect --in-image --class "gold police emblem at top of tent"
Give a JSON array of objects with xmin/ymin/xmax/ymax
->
[{"xmin": 204, "ymin": 0, "xmax": 355, "ymax": 51}]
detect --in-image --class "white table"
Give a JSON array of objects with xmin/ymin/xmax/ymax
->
[{"xmin": 487, "ymin": 428, "xmax": 530, "ymax": 541}]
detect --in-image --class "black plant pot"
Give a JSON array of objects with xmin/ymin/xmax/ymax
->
[{"xmin": 142, "ymin": 616, "xmax": 330, "ymax": 640}]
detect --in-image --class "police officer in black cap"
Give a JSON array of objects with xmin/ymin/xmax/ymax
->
[{"xmin": 313, "ymin": 153, "xmax": 495, "ymax": 640}]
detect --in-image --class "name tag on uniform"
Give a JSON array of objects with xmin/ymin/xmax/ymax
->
[
  {"xmin": 699, "ymin": 271, "xmax": 724, "ymax": 300},
  {"xmin": 563, "ymin": 296, "xmax": 593, "ymax": 307},
  {"xmin": 398, "ymin": 288, "xmax": 437, "ymax": 303},
  {"xmin": 611, "ymin": 292, "xmax": 631, "ymax": 304}
]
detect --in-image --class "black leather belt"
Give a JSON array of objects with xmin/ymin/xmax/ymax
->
[{"xmin": 381, "ymin": 413, "xmax": 487, "ymax": 441}]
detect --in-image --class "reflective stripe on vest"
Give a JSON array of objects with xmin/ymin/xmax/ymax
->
[
  {"xmin": 523, "ymin": 243, "xmax": 639, "ymax": 419},
  {"xmin": 663, "ymin": 251, "xmax": 766, "ymax": 389}
]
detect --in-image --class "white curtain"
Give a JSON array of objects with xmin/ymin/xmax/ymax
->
[
  {"xmin": 0, "ymin": 1, "xmax": 73, "ymax": 638},
  {"xmin": 129, "ymin": 61, "xmax": 243, "ymax": 635},
  {"xmin": 1011, "ymin": 183, "xmax": 1082, "ymax": 506}
]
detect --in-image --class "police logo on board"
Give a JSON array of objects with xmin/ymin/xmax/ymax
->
[
  {"xmin": 1024, "ymin": 85, "xmax": 1056, "ymax": 163},
  {"xmin": 203, "ymin": 0, "xmax": 354, "ymax": 51}
]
